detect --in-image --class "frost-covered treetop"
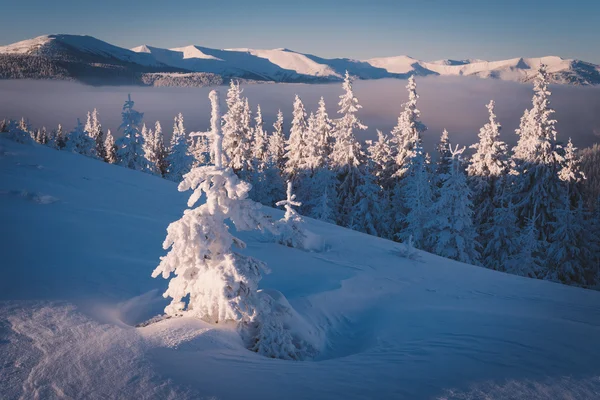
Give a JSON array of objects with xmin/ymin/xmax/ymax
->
[{"xmin": 467, "ymin": 100, "xmax": 507, "ymax": 178}]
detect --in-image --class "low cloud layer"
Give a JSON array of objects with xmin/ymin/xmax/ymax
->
[{"xmin": 1, "ymin": 78, "xmax": 599, "ymax": 153}]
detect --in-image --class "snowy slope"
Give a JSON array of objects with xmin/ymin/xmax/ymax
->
[
  {"xmin": 1, "ymin": 138, "xmax": 600, "ymax": 399},
  {"xmin": 2, "ymin": 34, "xmax": 600, "ymax": 85}
]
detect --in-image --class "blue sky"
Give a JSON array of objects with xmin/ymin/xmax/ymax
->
[{"xmin": 2, "ymin": 0, "xmax": 599, "ymax": 63}]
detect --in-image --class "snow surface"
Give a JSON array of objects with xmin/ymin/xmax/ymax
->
[{"xmin": 1, "ymin": 138, "xmax": 600, "ymax": 399}]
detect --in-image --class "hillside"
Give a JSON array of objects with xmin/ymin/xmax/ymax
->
[
  {"xmin": 2, "ymin": 34, "xmax": 600, "ymax": 86},
  {"xmin": 1, "ymin": 135, "xmax": 600, "ymax": 399}
]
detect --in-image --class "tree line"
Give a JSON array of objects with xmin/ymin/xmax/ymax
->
[{"xmin": 2, "ymin": 66, "xmax": 599, "ymax": 289}]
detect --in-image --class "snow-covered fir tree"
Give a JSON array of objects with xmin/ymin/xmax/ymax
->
[
  {"xmin": 429, "ymin": 145, "xmax": 480, "ymax": 265},
  {"xmin": 55, "ymin": 124, "xmax": 66, "ymax": 149},
  {"xmin": 547, "ymin": 195, "xmax": 597, "ymax": 285},
  {"xmin": 66, "ymin": 118, "xmax": 97, "ymax": 157},
  {"xmin": 395, "ymin": 142, "xmax": 434, "ymax": 250},
  {"xmin": 467, "ymin": 100, "xmax": 508, "ymax": 243},
  {"xmin": 142, "ymin": 122, "xmax": 163, "ymax": 175},
  {"xmin": 284, "ymin": 95, "xmax": 309, "ymax": 177},
  {"xmin": 482, "ymin": 189, "xmax": 520, "ymax": 271},
  {"xmin": 434, "ymin": 129, "xmax": 452, "ymax": 185},
  {"xmin": 366, "ymin": 130, "xmax": 395, "ymax": 190},
  {"xmin": 85, "ymin": 108, "xmax": 106, "ymax": 161},
  {"xmin": 511, "ymin": 64, "xmax": 565, "ymax": 243},
  {"xmin": 351, "ymin": 162, "xmax": 385, "ymax": 236},
  {"xmin": 154, "ymin": 121, "xmax": 169, "ymax": 176},
  {"xmin": 300, "ymin": 166, "xmax": 338, "ymax": 223},
  {"xmin": 116, "ymin": 94, "xmax": 146, "ymax": 170},
  {"xmin": 559, "ymin": 138, "xmax": 586, "ymax": 206},
  {"xmin": 152, "ymin": 90, "xmax": 308, "ymax": 360},
  {"xmin": 311, "ymin": 96, "xmax": 334, "ymax": 169},
  {"xmin": 268, "ymin": 109, "xmax": 287, "ymax": 172},
  {"xmin": 252, "ymin": 105, "xmax": 269, "ymax": 169},
  {"xmin": 505, "ymin": 215, "xmax": 543, "ymax": 278},
  {"xmin": 276, "ymin": 181, "xmax": 307, "ymax": 249},
  {"xmin": 390, "ymin": 75, "xmax": 427, "ymax": 178},
  {"xmin": 104, "ymin": 129, "xmax": 117, "ymax": 164},
  {"xmin": 165, "ymin": 113, "xmax": 193, "ymax": 182},
  {"xmin": 330, "ymin": 71, "xmax": 367, "ymax": 226},
  {"xmin": 222, "ymin": 80, "xmax": 252, "ymax": 176}
]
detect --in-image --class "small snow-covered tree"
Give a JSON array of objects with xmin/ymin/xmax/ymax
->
[
  {"xmin": 142, "ymin": 123, "xmax": 161, "ymax": 175},
  {"xmin": 154, "ymin": 121, "xmax": 169, "ymax": 176},
  {"xmin": 391, "ymin": 75, "xmax": 427, "ymax": 178},
  {"xmin": 284, "ymin": 95, "xmax": 309, "ymax": 177},
  {"xmin": 66, "ymin": 118, "xmax": 97, "ymax": 157},
  {"xmin": 116, "ymin": 94, "xmax": 146, "ymax": 170},
  {"xmin": 153, "ymin": 90, "xmax": 308, "ymax": 360},
  {"xmin": 104, "ymin": 129, "xmax": 117, "ymax": 164},
  {"xmin": 85, "ymin": 108, "xmax": 106, "ymax": 161},
  {"xmin": 429, "ymin": 145, "xmax": 480, "ymax": 265},
  {"xmin": 276, "ymin": 181, "xmax": 307, "ymax": 249},
  {"xmin": 268, "ymin": 109, "xmax": 287, "ymax": 172},
  {"xmin": 166, "ymin": 113, "xmax": 193, "ymax": 182}
]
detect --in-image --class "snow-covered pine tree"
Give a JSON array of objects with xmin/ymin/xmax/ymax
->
[
  {"xmin": 304, "ymin": 167, "xmax": 338, "ymax": 223},
  {"xmin": 434, "ymin": 129, "xmax": 452, "ymax": 186},
  {"xmin": 85, "ymin": 108, "xmax": 106, "ymax": 161},
  {"xmin": 55, "ymin": 124, "xmax": 66, "ymax": 149},
  {"xmin": 351, "ymin": 162, "xmax": 385, "ymax": 236},
  {"xmin": 366, "ymin": 130, "xmax": 395, "ymax": 190},
  {"xmin": 467, "ymin": 100, "xmax": 508, "ymax": 246},
  {"xmin": 66, "ymin": 118, "xmax": 97, "ymax": 157},
  {"xmin": 46, "ymin": 127, "xmax": 58, "ymax": 149},
  {"xmin": 165, "ymin": 113, "xmax": 193, "ymax": 182},
  {"xmin": 395, "ymin": 141, "xmax": 434, "ymax": 249},
  {"xmin": 559, "ymin": 138, "xmax": 586, "ymax": 206},
  {"xmin": 142, "ymin": 123, "xmax": 161, "ymax": 175},
  {"xmin": 268, "ymin": 109, "xmax": 287, "ymax": 173},
  {"xmin": 153, "ymin": 90, "xmax": 307, "ymax": 360},
  {"xmin": 104, "ymin": 129, "xmax": 117, "ymax": 164},
  {"xmin": 428, "ymin": 145, "xmax": 480, "ymax": 265},
  {"xmin": 547, "ymin": 194, "xmax": 597, "ymax": 285},
  {"xmin": 284, "ymin": 95, "xmax": 309, "ymax": 178},
  {"xmin": 330, "ymin": 71, "xmax": 367, "ymax": 226},
  {"xmin": 505, "ymin": 215, "xmax": 543, "ymax": 278},
  {"xmin": 312, "ymin": 96, "xmax": 333, "ymax": 169},
  {"xmin": 116, "ymin": 94, "xmax": 146, "ymax": 170},
  {"xmin": 510, "ymin": 64, "xmax": 565, "ymax": 244},
  {"xmin": 252, "ymin": 105, "xmax": 269, "ymax": 170},
  {"xmin": 276, "ymin": 181, "xmax": 307, "ymax": 248},
  {"xmin": 390, "ymin": 75, "xmax": 427, "ymax": 178},
  {"xmin": 153, "ymin": 121, "xmax": 169, "ymax": 176},
  {"xmin": 482, "ymin": 188, "xmax": 520, "ymax": 271},
  {"xmin": 222, "ymin": 80, "xmax": 252, "ymax": 176}
]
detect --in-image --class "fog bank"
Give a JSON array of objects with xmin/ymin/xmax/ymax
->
[{"xmin": 1, "ymin": 78, "xmax": 599, "ymax": 152}]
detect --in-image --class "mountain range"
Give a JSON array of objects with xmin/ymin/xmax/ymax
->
[{"xmin": 1, "ymin": 34, "xmax": 600, "ymax": 86}]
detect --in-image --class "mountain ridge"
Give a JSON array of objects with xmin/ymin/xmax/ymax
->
[{"xmin": 2, "ymin": 34, "xmax": 600, "ymax": 86}]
